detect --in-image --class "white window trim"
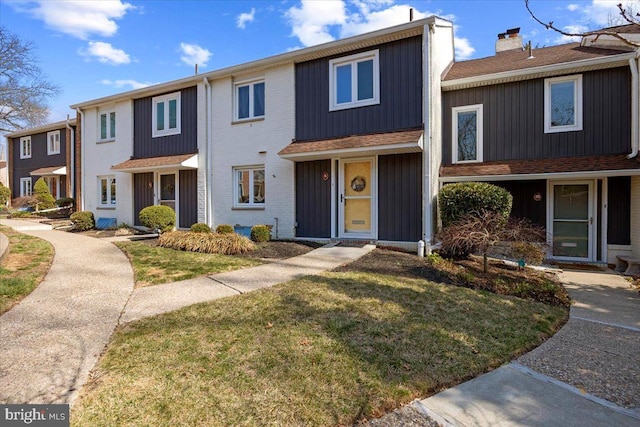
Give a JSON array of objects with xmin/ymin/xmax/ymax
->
[
  {"xmin": 98, "ymin": 175, "xmax": 117, "ymax": 207},
  {"xmin": 47, "ymin": 130, "xmax": 61, "ymax": 155},
  {"xmin": 329, "ymin": 49, "xmax": 380, "ymax": 112},
  {"xmin": 98, "ymin": 109, "xmax": 116, "ymax": 142},
  {"xmin": 234, "ymin": 78, "xmax": 265, "ymax": 122},
  {"xmin": 152, "ymin": 92, "xmax": 181, "ymax": 138},
  {"xmin": 20, "ymin": 136, "xmax": 31, "ymax": 159},
  {"xmin": 233, "ymin": 165, "xmax": 265, "ymax": 209},
  {"xmin": 452, "ymin": 104, "xmax": 483, "ymax": 164},
  {"xmin": 20, "ymin": 177, "xmax": 32, "ymax": 196},
  {"xmin": 544, "ymin": 74, "xmax": 583, "ymax": 133}
]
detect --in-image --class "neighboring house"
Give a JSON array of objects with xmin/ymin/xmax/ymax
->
[
  {"xmin": 278, "ymin": 17, "xmax": 454, "ymax": 248},
  {"xmin": 5, "ymin": 119, "xmax": 77, "ymax": 203},
  {"xmin": 440, "ymin": 27, "xmax": 640, "ymax": 264}
]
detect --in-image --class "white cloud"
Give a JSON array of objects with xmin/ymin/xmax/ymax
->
[
  {"xmin": 586, "ymin": 0, "xmax": 637, "ymax": 27},
  {"xmin": 101, "ymin": 79, "xmax": 152, "ymax": 90},
  {"xmin": 555, "ymin": 24, "xmax": 589, "ymax": 43},
  {"xmin": 285, "ymin": 0, "xmax": 347, "ymax": 46},
  {"xmin": 567, "ymin": 4, "xmax": 580, "ymax": 12},
  {"xmin": 179, "ymin": 43, "xmax": 212, "ymax": 67},
  {"xmin": 454, "ymin": 37, "xmax": 475, "ymax": 60},
  {"xmin": 18, "ymin": 0, "xmax": 133, "ymax": 40},
  {"xmin": 81, "ymin": 41, "xmax": 131, "ymax": 65},
  {"xmin": 237, "ymin": 8, "xmax": 256, "ymax": 29}
]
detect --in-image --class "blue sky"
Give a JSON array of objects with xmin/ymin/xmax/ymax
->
[{"xmin": 0, "ymin": 0, "xmax": 635, "ymax": 124}]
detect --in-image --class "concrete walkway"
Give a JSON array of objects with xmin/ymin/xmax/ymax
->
[
  {"xmin": 0, "ymin": 218, "xmax": 135, "ymax": 405},
  {"xmin": 417, "ymin": 268, "xmax": 640, "ymax": 427}
]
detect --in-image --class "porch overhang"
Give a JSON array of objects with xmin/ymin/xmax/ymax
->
[
  {"xmin": 278, "ymin": 129, "xmax": 424, "ymax": 161},
  {"xmin": 440, "ymin": 154, "xmax": 640, "ymax": 182},
  {"xmin": 111, "ymin": 153, "xmax": 198, "ymax": 173},
  {"xmin": 30, "ymin": 166, "xmax": 66, "ymax": 176}
]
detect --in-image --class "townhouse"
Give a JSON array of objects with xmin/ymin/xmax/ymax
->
[
  {"xmin": 440, "ymin": 26, "xmax": 640, "ymax": 264},
  {"xmin": 5, "ymin": 119, "xmax": 77, "ymax": 202}
]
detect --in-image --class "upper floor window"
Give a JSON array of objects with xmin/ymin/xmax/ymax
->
[
  {"xmin": 47, "ymin": 130, "xmax": 60, "ymax": 155},
  {"xmin": 20, "ymin": 177, "xmax": 32, "ymax": 196},
  {"xmin": 99, "ymin": 110, "xmax": 116, "ymax": 141},
  {"xmin": 452, "ymin": 104, "xmax": 483, "ymax": 164},
  {"xmin": 329, "ymin": 49, "xmax": 380, "ymax": 111},
  {"xmin": 152, "ymin": 92, "xmax": 181, "ymax": 137},
  {"xmin": 233, "ymin": 166, "xmax": 265, "ymax": 208},
  {"xmin": 20, "ymin": 136, "xmax": 31, "ymax": 159},
  {"xmin": 99, "ymin": 175, "xmax": 116, "ymax": 207},
  {"xmin": 235, "ymin": 80, "xmax": 265, "ymax": 121},
  {"xmin": 544, "ymin": 75, "xmax": 583, "ymax": 133}
]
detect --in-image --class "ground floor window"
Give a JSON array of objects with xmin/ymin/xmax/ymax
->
[
  {"xmin": 233, "ymin": 166, "xmax": 265, "ymax": 207},
  {"xmin": 20, "ymin": 177, "xmax": 32, "ymax": 197},
  {"xmin": 99, "ymin": 176, "xmax": 116, "ymax": 206}
]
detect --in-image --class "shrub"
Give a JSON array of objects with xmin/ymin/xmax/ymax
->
[
  {"xmin": 190, "ymin": 223, "xmax": 212, "ymax": 233},
  {"xmin": 0, "ymin": 183, "xmax": 10, "ymax": 206},
  {"xmin": 70, "ymin": 211, "xmax": 95, "ymax": 231},
  {"xmin": 215, "ymin": 224, "xmax": 235, "ymax": 234},
  {"xmin": 511, "ymin": 242, "xmax": 546, "ymax": 265},
  {"xmin": 11, "ymin": 196, "xmax": 37, "ymax": 209},
  {"xmin": 139, "ymin": 205, "xmax": 176, "ymax": 233},
  {"xmin": 251, "ymin": 224, "xmax": 271, "ymax": 242},
  {"xmin": 9, "ymin": 210, "xmax": 32, "ymax": 218},
  {"xmin": 159, "ymin": 231, "xmax": 256, "ymax": 255},
  {"xmin": 33, "ymin": 177, "xmax": 56, "ymax": 210},
  {"xmin": 439, "ymin": 182, "xmax": 512, "ymax": 227},
  {"xmin": 55, "ymin": 197, "xmax": 75, "ymax": 208}
]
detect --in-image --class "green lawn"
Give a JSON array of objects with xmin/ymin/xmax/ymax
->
[
  {"xmin": 114, "ymin": 241, "xmax": 263, "ymax": 287},
  {"xmin": 0, "ymin": 226, "xmax": 54, "ymax": 314},
  {"xmin": 72, "ymin": 271, "xmax": 567, "ymax": 426}
]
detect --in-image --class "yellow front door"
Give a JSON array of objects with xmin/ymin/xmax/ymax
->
[{"xmin": 341, "ymin": 159, "xmax": 373, "ymax": 237}]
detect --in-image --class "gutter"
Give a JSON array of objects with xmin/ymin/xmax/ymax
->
[
  {"xmin": 203, "ymin": 77, "xmax": 213, "ymax": 226},
  {"xmin": 75, "ymin": 108, "xmax": 85, "ymax": 210},
  {"xmin": 629, "ymin": 57, "xmax": 639, "ymax": 159},
  {"xmin": 65, "ymin": 115, "xmax": 75, "ymax": 200}
]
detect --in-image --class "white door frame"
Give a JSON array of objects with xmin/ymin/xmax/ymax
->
[
  {"xmin": 156, "ymin": 171, "xmax": 179, "ymax": 225},
  {"xmin": 338, "ymin": 157, "xmax": 377, "ymax": 239},
  {"xmin": 547, "ymin": 179, "xmax": 596, "ymax": 262}
]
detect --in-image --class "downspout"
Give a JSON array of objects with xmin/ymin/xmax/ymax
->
[
  {"xmin": 629, "ymin": 57, "xmax": 639, "ymax": 159},
  {"xmin": 203, "ymin": 77, "xmax": 213, "ymax": 226},
  {"xmin": 65, "ymin": 115, "xmax": 75, "ymax": 200},
  {"xmin": 75, "ymin": 108, "xmax": 85, "ymax": 211},
  {"xmin": 422, "ymin": 22, "xmax": 435, "ymax": 255}
]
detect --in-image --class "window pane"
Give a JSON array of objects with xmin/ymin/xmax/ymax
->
[
  {"xmin": 550, "ymin": 81, "xmax": 575, "ymax": 126},
  {"xmin": 156, "ymin": 102, "xmax": 165, "ymax": 131},
  {"xmin": 253, "ymin": 169, "xmax": 265, "ymax": 204},
  {"xmin": 253, "ymin": 82, "xmax": 265, "ymax": 117},
  {"xmin": 101, "ymin": 179, "xmax": 107, "ymax": 204},
  {"xmin": 110, "ymin": 112, "xmax": 116, "ymax": 138},
  {"xmin": 238, "ymin": 85, "xmax": 250, "ymax": 119},
  {"xmin": 110, "ymin": 178, "xmax": 116, "ymax": 204},
  {"xmin": 169, "ymin": 99, "xmax": 177, "ymax": 129},
  {"xmin": 457, "ymin": 111, "xmax": 478, "ymax": 161},
  {"xmin": 357, "ymin": 59, "xmax": 374, "ymax": 101},
  {"xmin": 100, "ymin": 114, "xmax": 107, "ymax": 139},
  {"xmin": 237, "ymin": 170, "xmax": 249, "ymax": 204},
  {"xmin": 336, "ymin": 64, "xmax": 352, "ymax": 104},
  {"xmin": 160, "ymin": 174, "xmax": 175, "ymax": 200}
]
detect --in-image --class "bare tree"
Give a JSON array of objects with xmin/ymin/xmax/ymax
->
[
  {"xmin": 0, "ymin": 26, "xmax": 60, "ymax": 133},
  {"xmin": 525, "ymin": 0, "xmax": 640, "ymax": 48}
]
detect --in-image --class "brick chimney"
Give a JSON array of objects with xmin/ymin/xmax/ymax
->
[{"xmin": 496, "ymin": 27, "xmax": 523, "ymax": 53}]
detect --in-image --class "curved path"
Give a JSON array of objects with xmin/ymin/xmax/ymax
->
[{"xmin": 0, "ymin": 219, "xmax": 134, "ymax": 404}]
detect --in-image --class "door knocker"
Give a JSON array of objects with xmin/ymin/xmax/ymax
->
[{"xmin": 350, "ymin": 176, "xmax": 366, "ymax": 192}]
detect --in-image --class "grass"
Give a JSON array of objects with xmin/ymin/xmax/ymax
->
[
  {"xmin": 0, "ymin": 226, "xmax": 54, "ymax": 314},
  {"xmin": 72, "ymin": 271, "xmax": 567, "ymax": 426},
  {"xmin": 114, "ymin": 241, "xmax": 264, "ymax": 287}
]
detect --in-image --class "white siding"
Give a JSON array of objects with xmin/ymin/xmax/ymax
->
[{"xmin": 211, "ymin": 65, "xmax": 296, "ymax": 238}]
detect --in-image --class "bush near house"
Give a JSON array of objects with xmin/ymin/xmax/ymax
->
[
  {"xmin": 70, "ymin": 211, "xmax": 95, "ymax": 231},
  {"xmin": 251, "ymin": 224, "xmax": 271, "ymax": 242},
  {"xmin": 138, "ymin": 205, "xmax": 176, "ymax": 233},
  {"xmin": 215, "ymin": 224, "xmax": 234, "ymax": 234},
  {"xmin": 55, "ymin": 197, "xmax": 75, "ymax": 208},
  {"xmin": 190, "ymin": 223, "xmax": 212, "ymax": 233},
  {"xmin": 159, "ymin": 231, "xmax": 256, "ymax": 255},
  {"xmin": 33, "ymin": 177, "xmax": 56, "ymax": 210},
  {"xmin": 439, "ymin": 182, "xmax": 512, "ymax": 227},
  {"xmin": 0, "ymin": 183, "xmax": 10, "ymax": 206}
]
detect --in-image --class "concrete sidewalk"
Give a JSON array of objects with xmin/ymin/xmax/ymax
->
[
  {"xmin": 417, "ymin": 268, "xmax": 640, "ymax": 427},
  {"xmin": 0, "ymin": 219, "xmax": 134, "ymax": 405},
  {"xmin": 121, "ymin": 244, "xmax": 375, "ymax": 323}
]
